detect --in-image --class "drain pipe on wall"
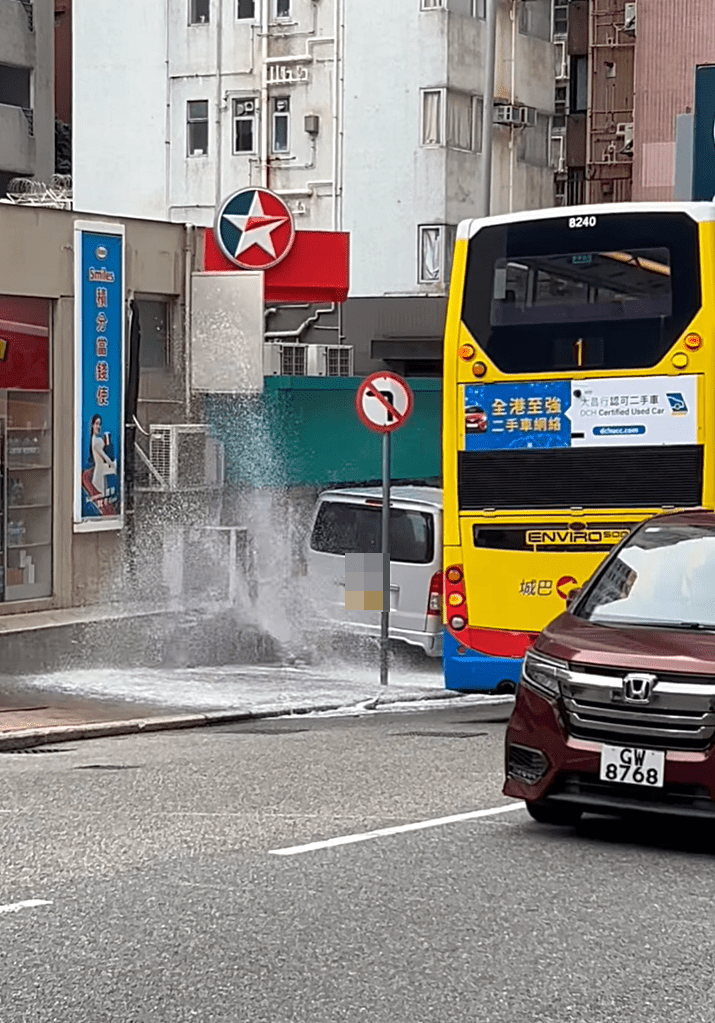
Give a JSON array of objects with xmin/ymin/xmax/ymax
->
[
  {"xmin": 261, "ymin": 0, "xmax": 269, "ymax": 188},
  {"xmin": 264, "ymin": 304, "xmax": 336, "ymax": 340},
  {"xmin": 184, "ymin": 223, "xmax": 194, "ymax": 422}
]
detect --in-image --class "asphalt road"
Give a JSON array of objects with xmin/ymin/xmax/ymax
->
[{"xmin": 1, "ymin": 704, "xmax": 715, "ymax": 1023}]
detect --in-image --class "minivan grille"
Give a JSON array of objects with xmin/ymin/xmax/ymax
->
[
  {"xmin": 562, "ymin": 667, "xmax": 715, "ymax": 751},
  {"xmin": 458, "ymin": 445, "xmax": 703, "ymax": 510}
]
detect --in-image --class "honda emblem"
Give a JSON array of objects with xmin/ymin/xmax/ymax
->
[{"xmin": 622, "ymin": 673, "xmax": 657, "ymax": 703}]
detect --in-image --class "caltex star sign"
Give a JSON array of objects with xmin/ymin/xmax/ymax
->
[{"xmin": 214, "ymin": 188, "xmax": 296, "ymax": 271}]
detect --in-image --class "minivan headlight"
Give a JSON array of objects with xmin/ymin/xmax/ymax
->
[{"xmin": 522, "ymin": 649, "xmax": 570, "ymax": 697}]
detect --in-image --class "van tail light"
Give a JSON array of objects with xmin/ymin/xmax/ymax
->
[{"xmin": 427, "ymin": 570, "xmax": 442, "ymax": 616}]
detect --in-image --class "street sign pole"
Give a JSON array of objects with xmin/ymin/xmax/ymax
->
[
  {"xmin": 355, "ymin": 371, "xmax": 414, "ymax": 691},
  {"xmin": 380, "ymin": 429, "xmax": 391, "ymax": 686}
]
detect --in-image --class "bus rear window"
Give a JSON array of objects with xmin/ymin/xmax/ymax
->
[
  {"xmin": 491, "ymin": 249, "xmax": 672, "ymax": 327},
  {"xmin": 461, "ymin": 211, "xmax": 701, "ymax": 373},
  {"xmin": 310, "ymin": 503, "xmax": 434, "ymax": 564}
]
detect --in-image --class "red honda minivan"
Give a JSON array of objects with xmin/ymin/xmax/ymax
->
[{"xmin": 504, "ymin": 510, "xmax": 715, "ymax": 825}]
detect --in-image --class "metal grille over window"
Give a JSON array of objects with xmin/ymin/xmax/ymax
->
[
  {"xmin": 327, "ymin": 348, "xmax": 352, "ymax": 377},
  {"xmin": 187, "ymin": 100, "xmax": 209, "ymax": 156},
  {"xmin": 281, "ymin": 345, "xmax": 305, "ymax": 376}
]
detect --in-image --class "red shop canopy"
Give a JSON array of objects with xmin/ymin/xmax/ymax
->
[{"xmin": 203, "ymin": 229, "xmax": 350, "ymax": 304}]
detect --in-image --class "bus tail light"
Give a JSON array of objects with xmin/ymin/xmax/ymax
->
[
  {"xmin": 472, "ymin": 362, "xmax": 487, "ymax": 378},
  {"xmin": 427, "ymin": 571, "xmax": 442, "ymax": 617},
  {"xmin": 685, "ymin": 333, "xmax": 702, "ymax": 351},
  {"xmin": 445, "ymin": 566, "xmax": 463, "ymax": 584},
  {"xmin": 444, "ymin": 564, "xmax": 469, "ymax": 636},
  {"xmin": 450, "ymin": 615, "xmax": 467, "ymax": 631},
  {"xmin": 459, "ymin": 343, "xmax": 476, "ymax": 360}
]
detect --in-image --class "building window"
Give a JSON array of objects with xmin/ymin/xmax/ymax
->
[
  {"xmin": 421, "ymin": 90, "xmax": 443, "ymax": 145},
  {"xmin": 189, "ymin": 0, "xmax": 210, "ymax": 24},
  {"xmin": 472, "ymin": 0, "xmax": 486, "ymax": 17},
  {"xmin": 276, "ymin": 0, "xmax": 290, "ymax": 17},
  {"xmin": 422, "ymin": 89, "xmax": 481, "ymax": 151},
  {"xmin": 420, "ymin": 0, "xmax": 444, "ymax": 8},
  {"xmin": 272, "ymin": 97, "xmax": 290, "ymax": 153},
  {"xmin": 0, "ymin": 64, "xmax": 31, "ymax": 109},
  {"xmin": 136, "ymin": 299, "xmax": 170, "ymax": 370},
  {"xmin": 553, "ymin": 85, "xmax": 567, "ymax": 130},
  {"xmin": 187, "ymin": 100, "xmax": 209, "ymax": 156},
  {"xmin": 553, "ymin": 0, "xmax": 568, "ymax": 37},
  {"xmin": 447, "ymin": 92, "xmax": 481, "ymax": 152},
  {"xmin": 517, "ymin": 112, "xmax": 551, "ymax": 166},
  {"xmin": 233, "ymin": 97, "xmax": 257, "ymax": 153},
  {"xmin": 237, "ymin": 0, "xmax": 255, "ymax": 18},
  {"xmin": 570, "ymin": 55, "xmax": 588, "ymax": 114},
  {"xmin": 418, "ymin": 225, "xmax": 457, "ymax": 284},
  {"xmin": 518, "ymin": 0, "xmax": 551, "ymax": 41}
]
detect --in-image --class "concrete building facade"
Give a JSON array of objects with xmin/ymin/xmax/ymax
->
[
  {"xmin": 73, "ymin": 0, "xmax": 558, "ymax": 376},
  {"xmin": 0, "ymin": 0, "xmax": 55, "ymax": 196}
]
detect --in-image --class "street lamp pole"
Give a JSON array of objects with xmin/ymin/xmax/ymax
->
[{"xmin": 479, "ymin": 0, "xmax": 498, "ymax": 218}]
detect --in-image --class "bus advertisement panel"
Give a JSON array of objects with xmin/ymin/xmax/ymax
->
[{"xmin": 442, "ymin": 203, "xmax": 713, "ymax": 692}]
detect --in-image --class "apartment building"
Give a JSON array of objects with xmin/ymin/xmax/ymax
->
[
  {"xmin": 0, "ymin": 0, "xmax": 54, "ymax": 197},
  {"xmin": 73, "ymin": 0, "xmax": 557, "ymax": 374}
]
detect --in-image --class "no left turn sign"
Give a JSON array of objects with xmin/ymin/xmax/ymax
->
[{"xmin": 356, "ymin": 372, "xmax": 414, "ymax": 434}]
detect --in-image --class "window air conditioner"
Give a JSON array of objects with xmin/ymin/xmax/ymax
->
[
  {"xmin": 147, "ymin": 424, "xmax": 224, "ymax": 492},
  {"xmin": 263, "ymin": 342, "xmax": 308, "ymax": 376},
  {"xmin": 616, "ymin": 121, "xmax": 633, "ymax": 136},
  {"xmin": 306, "ymin": 344, "xmax": 354, "ymax": 377},
  {"xmin": 235, "ymin": 100, "xmax": 256, "ymax": 115},
  {"xmin": 551, "ymin": 134, "xmax": 565, "ymax": 173},
  {"xmin": 519, "ymin": 106, "xmax": 537, "ymax": 128},
  {"xmin": 494, "ymin": 105, "xmax": 522, "ymax": 126}
]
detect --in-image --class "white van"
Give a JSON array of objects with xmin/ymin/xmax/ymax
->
[{"xmin": 305, "ymin": 486, "xmax": 443, "ymax": 657}]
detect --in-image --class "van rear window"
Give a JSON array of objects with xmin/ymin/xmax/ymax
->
[{"xmin": 310, "ymin": 502, "xmax": 434, "ymax": 564}]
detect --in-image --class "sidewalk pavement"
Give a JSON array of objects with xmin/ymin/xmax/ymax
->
[{"xmin": 0, "ymin": 663, "xmax": 514, "ymax": 750}]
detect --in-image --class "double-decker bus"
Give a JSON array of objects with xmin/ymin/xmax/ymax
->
[{"xmin": 442, "ymin": 203, "xmax": 712, "ymax": 692}]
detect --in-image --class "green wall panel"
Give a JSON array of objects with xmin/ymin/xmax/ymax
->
[{"xmin": 206, "ymin": 377, "xmax": 441, "ymax": 487}]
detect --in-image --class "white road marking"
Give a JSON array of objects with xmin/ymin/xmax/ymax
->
[
  {"xmin": 0, "ymin": 899, "xmax": 52, "ymax": 915},
  {"xmin": 269, "ymin": 801, "xmax": 526, "ymax": 856}
]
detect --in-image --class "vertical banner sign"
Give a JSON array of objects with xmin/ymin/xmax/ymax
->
[
  {"xmin": 74, "ymin": 222, "xmax": 125, "ymax": 531},
  {"xmin": 692, "ymin": 65, "xmax": 715, "ymax": 201}
]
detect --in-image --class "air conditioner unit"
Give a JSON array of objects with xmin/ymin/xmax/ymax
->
[
  {"xmin": 263, "ymin": 342, "xmax": 308, "ymax": 376},
  {"xmin": 519, "ymin": 106, "xmax": 537, "ymax": 127},
  {"xmin": 620, "ymin": 123, "xmax": 634, "ymax": 154},
  {"xmin": 624, "ymin": 2, "xmax": 637, "ymax": 33},
  {"xmin": 235, "ymin": 99, "xmax": 256, "ymax": 116},
  {"xmin": 306, "ymin": 344, "xmax": 354, "ymax": 377},
  {"xmin": 494, "ymin": 105, "xmax": 522, "ymax": 126},
  {"xmin": 554, "ymin": 39, "xmax": 568, "ymax": 80},
  {"xmin": 147, "ymin": 424, "xmax": 224, "ymax": 492},
  {"xmin": 616, "ymin": 121, "xmax": 633, "ymax": 137}
]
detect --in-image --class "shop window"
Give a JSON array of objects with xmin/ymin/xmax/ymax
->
[
  {"xmin": 189, "ymin": 0, "xmax": 210, "ymax": 23},
  {"xmin": 0, "ymin": 64, "xmax": 31, "ymax": 109},
  {"xmin": 237, "ymin": 0, "xmax": 255, "ymax": 18},
  {"xmin": 0, "ymin": 296, "xmax": 52, "ymax": 603},
  {"xmin": 187, "ymin": 100, "xmax": 209, "ymax": 156},
  {"xmin": 136, "ymin": 299, "xmax": 170, "ymax": 369}
]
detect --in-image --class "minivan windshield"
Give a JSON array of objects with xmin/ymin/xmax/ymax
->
[
  {"xmin": 578, "ymin": 522, "xmax": 715, "ymax": 628},
  {"xmin": 310, "ymin": 501, "xmax": 434, "ymax": 564}
]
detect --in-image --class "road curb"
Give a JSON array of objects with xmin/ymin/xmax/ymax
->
[{"xmin": 0, "ymin": 692, "xmax": 513, "ymax": 751}]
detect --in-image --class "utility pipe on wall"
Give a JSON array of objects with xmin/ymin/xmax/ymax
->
[{"xmin": 479, "ymin": 0, "xmax": 498, "ymax": 217}]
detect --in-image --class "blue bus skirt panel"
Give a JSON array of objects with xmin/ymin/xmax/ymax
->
[{"xmin": 443, "ymin": 631, "xmax": 523, "ymax": 692}]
